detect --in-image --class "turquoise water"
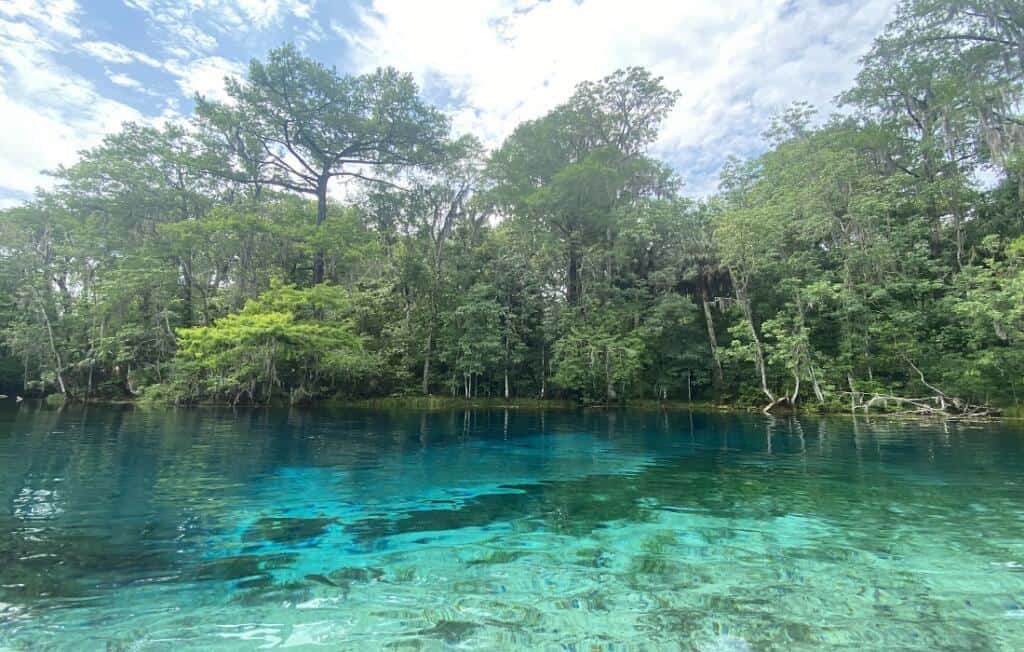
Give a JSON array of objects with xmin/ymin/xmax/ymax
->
[{"xmin": 1, "ymin": 406, "xmax": 1024, "ymax": 650}]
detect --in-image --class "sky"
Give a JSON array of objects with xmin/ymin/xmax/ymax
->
[{"xmin": 0, "ymin": 0, "xmax": 898, "ymax": 209}]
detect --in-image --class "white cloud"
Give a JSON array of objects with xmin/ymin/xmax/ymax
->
[
  {"xmin": 179, "ymin": 23, "xmax": 219, "ymax": 53},
  {"xmin": 0, "ymin": 0, "xmax": 80, "ymax": 38},
  {"xmin": 124, "ymin": 0, "xmax": 220, "ymax": 55},
  {"xmin": 341, "ymin": 0, "xmax": 897, "ymax": 194},
  {"xmin": 127, "ymin": 0, "xmax": 314, "ymax": 39},
  {"xmin": 0, "ymin": 0, "xmax": 256, "ymax": 201},
  {"xmin": 79, "ymin": 40, "xmax": 162, "ymax": 67},
  {"xmin": 233, "ymin": 0, "xmax": 314, "ymax": 26},
  {"xmin": 294, "ymin": 13, "xmax": 325, "ymax": 50},
  {"xmin": 0, "ymin": 0, "xmax": 898, "ymax": 202},
  {"xmin": 0, "ymin": 8, "xmax": 143, "ymax": 196},
  {"xmin": 164, "ymin": 55, "xmax": 246, "ymax": 102},
  {"xmin": 108, "ymin": 70, "xmax": 146, "ymax": 91}
]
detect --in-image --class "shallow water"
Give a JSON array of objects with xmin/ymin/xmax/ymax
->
[{"xmin": 1, "ymin": 405, "xmax": 1023, "ymax": 650}]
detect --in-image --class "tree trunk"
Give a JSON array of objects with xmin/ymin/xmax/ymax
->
[
  {"xmin": 567, "ymin": 244, "xmax": 581, "ymax": 306},
  {"xmin": 809, "ymin": 363, "xmax": 825, "ymax": 403},
  {"xmin": 605, "ymin": 225, "xmax": 613, "ymax": 281},
  {"xmin": 953, "ymin": 201, "xmax": 964, "ymax": 271},
  {"xmin": 732, "ymin": 269, "xmax": 773, "ymax": 401},
  {"xmin": 313, "ymin": 177, "xmax": 328, "ymax": 284},
  {"xmin": 503, "ymin": 333, "xmax": 511, "ymax": 399},
  {"xmin": 605, "ymin": 348, "xmax": 617, "ymax": 401},
  {"xmin": 87, "ymin": 314, "xmax": 96, "ymax": 399},
  {"xmin": 181, "ymin": 255, "xmax": 194, "ymax": 327},
  {"xmin": 699, "ymin": 281, "xmax": 725, "ymax": 390},
  {"xmin": 421, "ymin": 329, "xmax": 432, "ymax": 395},
  {"xmin": 54, "ymin": 275, "xmax": 73, "ymax": 316},
  {"xmin": 87, "ymin": 317, "xmax": 104, "ymax": 399},
  {"xmin": 38, "ymin": 299, "xmax": 66, "ymax": 396},
  {"xmin": 540, "ymin": 347, "xmax": 546, "ymax": 399},
  {"xmin": 125, "ymin": 363, "xmax": 138, "ymax": 396}
]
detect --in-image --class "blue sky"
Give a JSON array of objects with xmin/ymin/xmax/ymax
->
[{"xmin": 0, "ymin": 0, "xmax": 897, "ymax": 208}]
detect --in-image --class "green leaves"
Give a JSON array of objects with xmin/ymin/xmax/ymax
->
[
  {"xmin": 489, "ymin": 69, "xmax": 679, "ymax": 306},
  {"xmin": 172, "ymin": 283, "xmax": 367, "ymax": 404},
  {"xmin": 551, "ymin": 322, "xmax": 645, "ymax": 403},
  {"xmin": 196, "ymin": 44, "xmax": 450, "ymax": 197},
  {"xmin": 1, "ymin": 24, "xmax": 1022, "ymax": 409}
]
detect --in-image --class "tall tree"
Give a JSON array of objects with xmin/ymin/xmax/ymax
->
[
  {"xmin": 196, "ymin": 44, "xmax": 451, "ymax": 283},
  {"xmin": 489, "ymin": 67, "xmax": 678, "ymax": 306}
]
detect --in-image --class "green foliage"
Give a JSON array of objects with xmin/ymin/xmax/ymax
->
[
  {"xmin": 446, "ymin": 284, "xmax": 505, "ymax": 396},
  {"xmin": 171, "ymin": 284, "xmax": 369, "ymax": 404},
  {"xmin": 551, "ymin": 327, "xmax": 645, "ymax": 403},
  {"xmin": 1, "ymin": 14, "xmax": 1022, "ymax": 409},
  {"xmin": 551, "ymin": 304, "xmax": 647, "ymax": 403}
]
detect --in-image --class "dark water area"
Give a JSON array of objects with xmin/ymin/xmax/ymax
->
[{"xmin": 1, "ymin": 404, "xmax": 1023, "ymax": 650}]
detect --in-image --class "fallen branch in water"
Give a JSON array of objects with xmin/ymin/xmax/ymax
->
[
  {"xmin": 843, "ymin": 358, "xmax": 1000, "ymax": 419},
  {"xmin": 844, "ymin": 393, "xmax": 998, "ymax": 418},
  {"xmin": 762, "ymin": 396, "xmax": 795, "ymax": 415}
]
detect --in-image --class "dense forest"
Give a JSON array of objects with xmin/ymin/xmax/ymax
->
[{"xmin": 1, "ymin": 0, "xmax": 1021, "ymax": 412}]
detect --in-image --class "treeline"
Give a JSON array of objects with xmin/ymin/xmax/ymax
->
[{"xmin": 1, "ymin": 0, "xmax": 1022, "ymax": 409}]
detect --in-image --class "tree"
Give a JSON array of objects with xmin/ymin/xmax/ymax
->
[
  {"xmin": 551, "ymin": 316, "xmax": 645, "ymax": 403},
  {"xmin": 171, "ymin": 283, "xmax": 368, "ymax": 404},
  {"xmin": 447, "ymin": 284, "xmax": 505, "ymax": 398},
  {"xmin": 489, "ymin": 67, "xmax": 678, "ymax": 306},
  {"xmin": 196, "ymin": 44, "xmax": 451, "ymax": 283},
  {"xmin": 1, "ymin": 23, "xmax": 1021, "ymax": 412},
  {"xmin": 367, "ymin": 138, "xmax": 484, "ymax": 395}
]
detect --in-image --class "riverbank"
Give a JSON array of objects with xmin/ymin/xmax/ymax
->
[
  {"xmin": 323, "ymin": 396, "xmax": 737, "ymax": 412},
  {"xmin": 9, "ymin": 393, "xmax": 750, "ymax": 413},
  {"xmin": 10, "ymin": 393, "xmax": 1022, "ymax": 420}
]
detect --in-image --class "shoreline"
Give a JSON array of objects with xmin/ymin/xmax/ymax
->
[{"xmin": 7, "ymin": 395, "xmax": 1022, "ymax": 420}]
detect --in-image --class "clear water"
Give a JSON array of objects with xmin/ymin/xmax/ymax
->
[{"xmin": 1, "ymin": 405, "xmax": 1024, "ymax": 651}]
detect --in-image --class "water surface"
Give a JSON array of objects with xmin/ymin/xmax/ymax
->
[{"xmin": 1, "ymin": 405, "xmax": 1023, "ymax": 650}]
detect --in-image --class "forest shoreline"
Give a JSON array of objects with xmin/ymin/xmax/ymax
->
[
  {"xmin": 17, "ymin": 394, "xmax": 1024, "ymax": 420},
  {"xmin": 3, "ymin": 3, "xmax": 1022, "ymax": 417}
]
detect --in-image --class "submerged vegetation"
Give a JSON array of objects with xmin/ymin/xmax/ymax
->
[
  {"xmin": 7, "ymin": 406, "xmax": 1024, "ymax": 648},
  {"xmin": 1, "ymin": 0, "xmax": 1022, "ymax": 412}
]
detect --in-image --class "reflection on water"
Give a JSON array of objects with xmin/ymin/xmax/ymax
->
[{"xmin": 1, "ymin": 405, "xmax": 1024, "ymax": 650}]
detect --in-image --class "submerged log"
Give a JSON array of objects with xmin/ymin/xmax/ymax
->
[
  {"xmin": 763, "ymin": 396, "xmax": 795, "ymax": 414},
  {"xmin": 845, "ymin": 360, "xmax": 999, "ymax": 419},
  {"xmin": 846, "ymin": 392, "xmax": 999, "ymax": 419}
]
